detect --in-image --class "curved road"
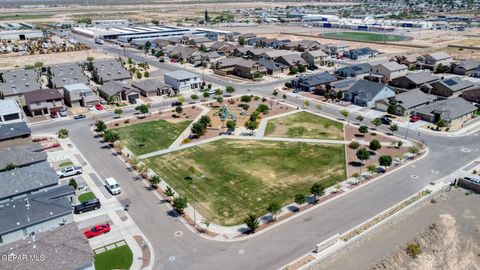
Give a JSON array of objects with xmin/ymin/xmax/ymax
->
[{"xmin": 31, "ymin": 36, "xmax": 480, "ymax": 270}]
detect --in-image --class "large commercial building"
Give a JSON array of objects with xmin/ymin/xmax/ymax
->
[{"xmin": 0, "ymin": 30, "xmax": 43, "ymax": 41}]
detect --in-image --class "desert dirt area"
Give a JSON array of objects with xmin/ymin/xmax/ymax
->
[
  {"xmin": 0, "ymin": 49, "xmax": 114, "ymax": 70},
  {"xmin": 313, "ymin": 188, "xmax": 480, "ymax": 270}
]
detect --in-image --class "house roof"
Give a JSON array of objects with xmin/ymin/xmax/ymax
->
[
  {"xmin": 331, "ymin": 78, "xmax": 358, "ymax": 91},
  {"xmin": 275, "ymin": 54, "xmax": 307, "ymax": 66},
  {"xmin": 257, "ymin": 59, "xmax": 288, "ymax": 71},
  {"xmin": 389, "ymin": 89, "xmax": 437, "ymax": 109},
  {"xmin": 131, "ymin": 79, "xmax": 168, "ymax": 92},
  {"xmin": 346, "ymin": 80, "xmax": 390, "ymax": 100},
  {"xmin": 92, "ymin": 60, "xmax": 131, "ymax": 82},
  {"xmin": 431, "ymin": 77, "xmax": 475, "ymax": 93},
  {"xmin": 349, "ymin": 47, "xmax": 378, "ymax": 55},
  {"xmin": 0, "ymin": 99, "xmax": 22, "ymax": 115},
  {"xmin": 0, "ymin": 121, "xmax": 31, "ymax": 140},
  {"xmin": 98, "ymin": 81, "xmax": 137, "ymax": 96},
  {"xmin": 24, "ymin": 89, "xmax": 62, "ymax": 104},
  {"xmin": 337, "ymin": 63, "xmax": 372, "ymax": 76},
  {"xmin": 416, "ymin": 97, "xmax": 477, "ymax": 121},
  {"xmin": 0, "ymin": 69, "xmax": 41, "ymax": 96},
  {"xmin": 260, "ymin": 50, "xmax": 294, "ymax": 59},
  {"xmin": 63, "ymin": 83, "xmax": 91, "ymax": 93},
  {"xmin": 49, "ymin": 63, "xmax": 89, "ymax": 88},
  {"xmin": 297, "ymin": 72, "xmax": 338, "ymax": 87},
  {"xmin": 427, "ymin": 51, "xmax": 451, "ymax": 61},
  {"xmin": 404, "ymin": 71, "xmax": 439, "ymax": 85},
  {"xmin": 246, "ymin": 48, "xmax": 272, "ymax": 56},
  {"xmin": 286, "ymin": 40, "xmax": 320, "ymax": 49},
  {"xmin": 0, "ymin": 184, "xmax": 74, "ymax": 236},
  {"xmin": 374, "ymin": 61, "xmax": 408, "ymax": 72},
  {"xmin": 303, "ymin": 49, "xmax": 327, "ymax": 58},
  {"xmin": 164, "ymin": 70, "xmax": 200, "ymax": 80},
  {"xmin": 457, "ymin": 60, "xmax": 480, "ymax": 71},
  {"xmin": 0, "ymin": 143, "xmax": 46, "ymax": 169},
  {"xmin": 0, "ymin": 222, "xmax": 94, "ymax": 270},
  {"xmin": 0, "ymin": 161, "xmax": 58, "ymax": 200}
]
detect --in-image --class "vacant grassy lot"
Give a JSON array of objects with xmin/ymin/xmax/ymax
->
[
  {"xmin": 115, "ymin": 119, "xmax": 191, "ymax": 155},
  {"xmin": 265, "ymin": 112, "xmax": 344, "ymax": 140},
  {"xmin": 322, "ymin": 31, "xmax": 408, "ymax": 42},
  {"xmin": 146, "ymin": 139, "xmax": 346, "ymax": 225},
  {"xmin": 94, "ymin": 244, "xmax": 133, "ymax": 270}
]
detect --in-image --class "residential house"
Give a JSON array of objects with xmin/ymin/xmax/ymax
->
[
  {"xmin": 369, "ymin": 62, "xmax": 408, "ymax": 83},
  {"xmin": 0, "ymin": 143, "xmax": 46, "ymax": 170},
  {"xmin": 0, "ymin": 184, "xmax": 74, "ymax": 245},
  {"xmin": 233, "ymin": 47, "xmax": 251, "ymax": 58},
  {"xmin": 0, "ymin": 69, "xmax": 41, "ymax": 100},
  {"xmin": 270, "ymin": 39, "xmax": 291, "ymax": 49},
  {"xmin": 188, "ymin": 36, "xmax": 212, "ymax": 46},
  {"xmin": 416, "ymin": 51, "xmax": 452, "ymax": 69},
  {"xmin": 415, "ymin": 97, "xmax": 477, "ymax": 125},
  {"xmin": 301, "ymin": 50, "xmax": 327, "ymax": 69},
  {"xmin": 91, "ymin": 60, "xmax": 131, "ymax": 84},
  {"xmin": 375, "ymin": 89, "xmax": 437, "ymax": 116},
  {"xmin": 164, "ymin": 45, "xmax": 189, "ymax": 58},
  {"xmin": 259, "ymin": 38, "xmax": 278, "ymax": 48},
  {"xmin": 427, "ymin": 77, "xmax": 476, "ymax": 97},
  {"xmin": 97, "ymin": 81, "xmax": 141, "ymax": 102},
  {"xmin": 24, "ymin": 89, "xmax": 64, "ymax": 116},
  {"xmin": 219, "ymin": 45, "xmax": 242, "ymax": 56},
  {"xmin": 336, "ymin": 63, "xmax": 371, "ymax": 78},
  {"xmin": 131, "ymin": 79, "xmax": 173, "ymax": 97},
  {"xmin": 390, "ymin": 71, "xmax": 439, "ymax": 90},
  {"xmin": 325, "ymin": 44, "xmax": 349, "ymax": 56},
  {"xmin": 329, "ymin": 78, "xmax": 358, "ymax": 96},
  {"xmin": 0, "ymin": 161, "xmax": 57, "ymax": 202},
  {"xmin": 63, "ymin": 83, "xmax": 98, "ymax": 107},
  {"xmin": 178, "ymin": 47, "xmax": 198, "ymax": 62},
  {"xmin": 257, "ymin": 59, "xmax": 289, "ymax": 75},
  {"xmin": 393, "ymin": 55, "xmax": 418, "ymax": 69},
  {"xmin": 232, "ymin": 60, "xmax": 267, "ymax": 79},
  {"xmin": 291, "ymin": 72, "xmax": 338, "ymax": 93},
  {"xmin": 344, "ymin": 47, "xmax": 378, "ymax": 60},
  {"xmin": 0, "ymin": 222, "xmax": 94, "ymax": 270},
  {"xmin": 0, "ymin": 121, "xmax": 31, "ymax": 148},
  {"xmin": 284, "ymin": 40, "xmax": 322, "ymax": 52},
  {"xmin": 200, "ymin": 41, "xmax": 227, "ymax": 52},
  {"xmin": 246, "ymin": 37, "xmax": 267, "ymax": 47},
  {"xmin": 0, "ymin": 100, "xmax": 24, "ymax": 124},
  {"xmin": 344, "ymin": 80, "xmax": 396, "ymax": 108},
  {"xmin": 48, "ymin": 63, "xmax": 89, "ymax": 89},
  {"xmin": 258, "ymin": 50, "xmax": 293, "ymax": 61},
  {"xmin": 245, "ymin": 48, "xmax": 273, "ymax": 60},
  {"xmin": 212, "ymin": 57, "xmax": 245, "ymax": 76},
  {"xmin": 461, "ymin": 88, "xmax": 480, "ymax": 103},
  {"xmin": 453, "ymin": 60, "xmax": 480, "ymax": 76},
  {"xmin": 238, "ymin": 33, "xmax": 256, "ymax": 41},
  {"xmin": 472, "ymin": 66, "xmax": 480, "ymax": 78},
  {"xmin": 164, "ymin": 70, "xmax": 201, "ymax": 91},
  {"xmin": 274, "ymin": 54, "xmax": 307, "ymax": 68}
]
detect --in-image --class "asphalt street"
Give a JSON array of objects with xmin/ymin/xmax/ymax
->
[{"xmin": 30, "ymin": 36, "xmax": 480, "ymax": 270}]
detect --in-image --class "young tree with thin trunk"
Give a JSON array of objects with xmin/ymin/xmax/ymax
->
[
  {"xmin": 310, "ymin": 182, "xmax": 325, "ymax": 202},
  {"xmin": 266, "ymin": 202, "xmax": 281, "ymax": 221},
  {"xmin": 341, "ymin": 110, "xmax": 350, "ymax": 125},
  {"xmin": 356, "ymin": 147, "xmax": 370, "ymax": 176},
  {"xmin": 244, "ymin": 213, "xmax": 260, "ymax": 234},
  {"xmin": 294, "ymin": 194, "xmax": 305, "ymax": 211}
]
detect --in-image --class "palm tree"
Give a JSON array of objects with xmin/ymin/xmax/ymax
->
[
  {"xmin": 164, "ymin": 186, "xmax": 175, "ymax": 202},
  {"xmin": 149, "ymin": 175, "xmax": 161, "ymax": 189},
  {"xmin": 243, "ymin": 213, "xmax": 260, "ymax": 234},
  {"xmin": 201, "ymin": 219, "xmax": 211, "ymax": 233}
]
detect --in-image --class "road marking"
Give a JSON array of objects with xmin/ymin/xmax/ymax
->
[
  {"xmin": 169, "ymin": 256, "xmax": 176, "ymax": 261},
  {"xmin": 174, "ymin": 231, "xmax": 183, "ymax": 237},
  {"xmin": 410, "ymin": 174, "xmax": 419, "ymax": 179},
  {"xmin": 461, "ymin": 148, "xmax": 472, "ymax": 153},
  {"xmin": 431, "ymin": 169, "xmax": 439, "ymax": 175},
  {"xmin": 238, "ymin": 249, "xmax": 245, "ymax": 254}
]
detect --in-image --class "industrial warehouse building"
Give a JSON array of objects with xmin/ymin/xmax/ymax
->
[{"xmin": 0, "ymin": 30, "xmax": 43, "ymax": 41}]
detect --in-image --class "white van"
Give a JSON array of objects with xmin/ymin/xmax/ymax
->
[{"xmin": 105, "ymin": 177, "xmax": 121, "ymax": 195}]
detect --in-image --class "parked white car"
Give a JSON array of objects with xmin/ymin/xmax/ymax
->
[{"xmin": 57, "ymin": 166, "xmax": 83, "ymax": 178}]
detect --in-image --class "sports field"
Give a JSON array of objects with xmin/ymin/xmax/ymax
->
[
  {"xmin": 146, "ymin": 139, "xmax": 346, "ymax": 225},
  {"xmin": 115, "ymin": 119, "xmax": 191, "ymax": 155},
  {"xmin": 322, "ymin": 31, "xmax": 408, "ymax": 42},
  {"xmin": 265, "ymin": 112, "xmax": 344, "ymax": 140}
]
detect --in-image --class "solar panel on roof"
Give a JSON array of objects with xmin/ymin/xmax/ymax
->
[{"xmin": 444, "ymin": 79, "xmax": 458, "ymax": 86}]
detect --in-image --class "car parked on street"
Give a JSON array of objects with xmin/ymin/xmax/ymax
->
[
  {"xmin": 84, "ymin": 223, "xmax": 110, "ymax": 238},
  {"xmin": 57, "ymin": 166, "xmax": 83, "ymax": 178},
  {"xmin": 381, "ymin": 116, "xmax": 392, "ymax": 125},
  {"xmin": 171, "ymin": 101, "xmax": 182, "ymax": 107},
  {"xmin": 95, "ymin": 104, "xmax": 104, "ymax": 110},
  {"xmin": 74, "ymin": 198, "xmax": 101, "ymax": 214},
  {"xmin": 74, "ymin": 114, "xmax": 86, "ymax": 119},
  {"xmin": 105, "ymin": 177, "xmax": 121, "ymax": 195},
  {"xmin": 410, "ymin": 115, "xmax": 422, "ymax": 122}
]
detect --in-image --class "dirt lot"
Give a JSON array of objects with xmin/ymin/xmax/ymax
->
[
  {"xmin": 314, "ymin": 188, "xmax": 480, "ymax": 270},
  {"xmin": 0, "ymin": 49, "xmax": 114, "ymax": 70}
]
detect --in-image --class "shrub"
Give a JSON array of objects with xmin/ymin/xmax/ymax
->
[
  {"xmin": 124, "ymin": 119, "xmax": 130, "ymax": 124},
  {"xmin": 172, "ymin": 197, "xmax": 188, "ymax": 214},
  {"xmin": 182, "ymin": 138, "xmax": 192, "ymax": 144},
  {"xmin": 369, "ymin": 139, "xmax": 382, "ymax": 151},
  {"xmin": 68, "ymin": 178, "xmax": 78, "ymax": 190},
  {"xmin": 406, "ymin": 242, "xmax": 422, "ymax": 258},
  {"xmin": 349, "ymin": 141, "xmax": 360, "ymax": 149}
]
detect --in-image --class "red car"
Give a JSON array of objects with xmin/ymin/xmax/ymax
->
[
  {"xmin": 95, "ymin": 104, "xmax": 104, "ymax": 110},
  {"xmin": 84, "ymin": 223, "xmax": 111, "ymax": 238},
  {"xmin": 410, "ymin": 115, "xmax": 422, "ymax": 122}
]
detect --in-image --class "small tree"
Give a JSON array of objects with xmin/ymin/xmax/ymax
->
[
  {"xmin": 135, "ymin": 104, "xmax": 149, "ymax": 117},
  {"xmin": 356, "ymin": 115, "xmax": 364, "ymax": 122},
  {"xmin": 397, "ymin": 140, "xmax": 403, "ymax": 148},
  {"xmin": 369, "ymin": 139, "xmax": 382, "ymax": 151},
  {"xmin": 149, "ymin": 175, "xmax": 161, "ymax": 189},
  {"xmin": 103, "ymin": 129, "xmax": 120, "ymax": 143},
  {"xmin": 190, "ymin": 94, "xmax": 199, "ymax": 101},
  {"xmin": 199, "ymin": 115, "xmax": 211, "ymax": 127},
  {"xmin": 379, "ymin": 155, "xmax": 393, "ymax": 171},
  {"xmin": 356, "ymin": 147, "xmax": 370, "ymax": 175},
  {"xmin": 371, "ymin": 118, "xmax": 382, "ymax": 127},
  {"xmin": 145, "ymin": 40, "xmax": 152, "ymax": 54},
  {"xmin": 289, "ymin": 66, "xmax": 299, "ymax": 75},
  {"xmin": 191, "ymin": 122, "xmax": 206, "ymax": 136},
  {"xmin": 436, "ymin": 119, "xmax": 448, "ymax": 128},
  {"xmin": 310, "ymin": 182, "xmax": 325, "ymax": 202},
  {"xmin": 238, "ymin": 36, "xmax": 246, "ymax": 45},
  {"xmin": 172, "ymin": 197, "xmax": 188, "ymax": 214},
  {"xmin": 95, "ymin": 120, "xmax": 107, "ymax": 133},
  {"xmin": 294, "ymin": 194, "xmax": 305, "ymax": 211},
  {"xmin": 266, "ymin": 201, "xmax": 281, "ymax": 221},
  {"xmin": 69, "ymin": 178, "xmax": 78, "ymax": 190},
  {"xmin": 225, "ymin": 85, "xmax": 235, "ymax": 95},
  {"xmin": 107, "ymin": 96, "xmax": 117, "ymax": 105},
  {"xmin": 201, "ymin": 219, "xmax": 211, "ymax": 233},
  {"xmin": 226, "ymin": 120, "xmax": 236, "ymax": 131},
  {"xmin": 243, "ymin": 213, "xmax": 260, "ymax": 234},
  {"xmin": 245, "ymin": 120, "xmax": 257, "ymax": 134},
  {"xmin": 175, "ymin": 106, "xmax": 183, "ymax": 114},
  {"xmin": 2, "ymin": 163, "xmax": 17, "ymax": 172},
  {"xmin": 349, "ymin": 141, "xmax": 360, "ymax": 149},
  {"xmin": 144, "ymin": 71, "xmax": 150, "ymax": 78},
  {"xmin": 256, "ymin": 104, "xmax": 269, "ymax": 114},
  {"xmin": 216, "ymin": 97, "xmax": 224, "ymax": 104},
  {"xmin": 358, "ymin": 125, "xmax": 368, "ymax": 135},
  {"xmin": 114, "ymin": 108, "xmax": 123, "ymax": 118},
  {"xmin": 58, "ymin": 128, "xmax": 69, "ymax": 138},
  {"xmin": 240, "ymin": 95, "xmax": 252, "ymax": 103},
  {"xmin": 389, "ymin": 124, "xmax": 399, "ymax": 134},
  {"xmin": 203, "ymin": 91, "xmax": 210, "ymax": 99},
  {"xmin": 341, "ymin": 110, "xmax": 350, "ymax": 125},
  {"xmin": 164, "ymin": 186, "xmax": 175, "ymax": 202},
  {"xmin": 282, "ymin": 94, "xmax": 287, "ymax": 101},
  {"xmin": 367, "ymin": 165, "xmax": 377, "ymax": 175},
  {"xmin": 272, "ymin": 89, "xmax": 278, "ymax": 98},
  {"xmin": 136, "ymin": 71, "xmax": 143, "ymax": 79},
  {"xmin": 304, "ymin": 99, "xmax": 310, "ymax": 108}
]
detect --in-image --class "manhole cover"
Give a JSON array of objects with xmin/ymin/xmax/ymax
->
[
  {"xmin": 174, "ymin": 231, "xmax": 183, "ymax": 237},
  {"xmin": 411, "ymin": 175, "xmax": 419, "ymax": 179},
  {"xmin": 169, "ymin": 256, "xmax": 175, "ymax": 261},
  {"xmin": 431, "ymin": 169, "xmax": 439, "ymax": 174},
  {"xmin": 461, "ymin": 148, "xmax": 471, "ymax": 153},
  {"xmin": 238, "ymin": 249, "xmax": 245, "ymax": 254}
]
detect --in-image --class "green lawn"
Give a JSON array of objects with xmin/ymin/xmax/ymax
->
[
  {"xmin": 115, "ymin": 119, "xmax": 192, "ymax": 155},
  {"xmin": 59, "ymin": 161, "xmax": 74, "ymax": 168},
  {"xmin": 265, "ymin": 112, "xmax": 344, "ymax": 140},
  {"xmin": 146, "ymin": 139, "xmax": 346, "ymax": 225},
  {"xmin": 322, "ymin": 31, "xmax": 408, "ymax": 42},
  {"xmin": 94, "ymin": 244, "xmax": 133, "ymax": 270},
  {"xmin": 78, "ymin": 192, "xmax": 97, "ymax": 203}
]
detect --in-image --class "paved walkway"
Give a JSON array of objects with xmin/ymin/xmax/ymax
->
[{"xmin": 49, "ymin": 136, "xmax": 154, "ymax": 270}]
